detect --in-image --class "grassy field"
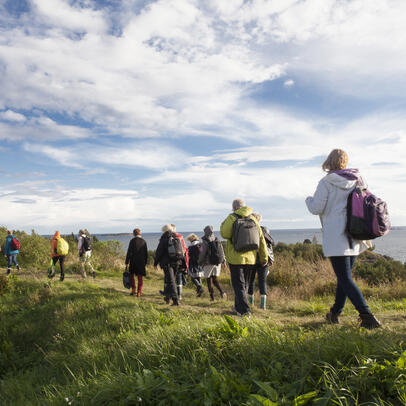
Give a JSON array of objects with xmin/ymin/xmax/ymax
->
[{"xmin": 0, "ymin": 264, "xmax": 405, "ymax": 406}]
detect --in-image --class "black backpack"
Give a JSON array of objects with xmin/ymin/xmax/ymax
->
[
  {"xmin": 167, "ymin": 233, "xmax": 185, "ymax": 262},
  {"xmin": 232, "ymin": 214, "xmax": 260, "ymax": 252},
  {"xmin": 83, "ymin": 236, "xmax": 92, "ymax": 251},
  {"xmin": 188, "ymin": 244, "xmax": 200, "ymax": 268},
  {"xmin": 205, "ymin": 237, "xmax": 225, "ymax": 265},
  {"xmin": 123, "ymin": 271, "xmax": 131, "ymax": 289}
]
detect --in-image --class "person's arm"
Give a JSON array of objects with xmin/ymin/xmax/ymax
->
[
  {"xmin": 154, "ymin": 239, "xmax": 164, "ymax": 267},
  {"xmin": 78, "ymin": 236, "xmax": 83, "ymax": 255},
  {"xmin": 143, "ymin": 240, "xmax": 148, "ymax": 265},
  {"xmin": 220, "ymin": 214, "xmax": 234, "ymax": 240},
  {"xmin": 125, "ymin": 239, "xmax": 133, "ymax": 266},
  {"xmin": 305, "ymin": 179, "xmax": 329, "ymax": 215},
  {"xmin": 180, "ymin": 236, "xmax": 189, "ymax": 270}
]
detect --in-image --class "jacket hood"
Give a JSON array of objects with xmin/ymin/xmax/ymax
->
[
  {"xmin": 234, "ymin": 206, "xmax": 253, "ymax": 217},
  {"xmin": 204, "ymin": 225, "xmax": 213, "ymax": 237},
  {"xmin": 324, "ymin": 173, "xmax": 357, "ymax": 190}
]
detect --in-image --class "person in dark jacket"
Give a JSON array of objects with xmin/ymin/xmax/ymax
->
[
  {"xmin": 186, "ymin": 233, "xmax": 204, "ymax": 297},
  {"xmin": 125, "ymin": 228, "xmax": 148, "ymax": 297},
  {"xmin": 4, "ymin": 230, "xmax": 20, "ymax": 275},
  {"xmin": 247, "ymin": 213, "xmax": 274, "ymax": 310},
  {"xmin": 154, "ymin": 224, "xmax": 181, "ymax": 306}
]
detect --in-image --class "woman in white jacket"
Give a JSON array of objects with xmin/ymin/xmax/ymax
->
[{"xmin": 306, "ymin": 149, "xmax": 381, "ymax": 329}]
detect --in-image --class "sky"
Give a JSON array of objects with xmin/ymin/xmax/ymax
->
[{"xmin": 1, "ymin": 0, "xmax": 406, "ymax": 234}]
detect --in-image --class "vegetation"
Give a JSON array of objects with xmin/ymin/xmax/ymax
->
[{"xmin": 0, "ymin": 228, "xmax": 405, "ymax": 405}]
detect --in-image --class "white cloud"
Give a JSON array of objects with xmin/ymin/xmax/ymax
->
[
  {"xmin": 0, "ymin": 110, "xmax": 26, "ymax": 122},
  {"xmin": 284, "ymin": 79, "xmax": 294, "ymax": 87}
]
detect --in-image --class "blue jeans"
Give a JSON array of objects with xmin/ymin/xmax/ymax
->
[
  {"xmin": 247, "ymin": 264, "xmax": 268, "ymax": 296},
  {"xmin": 7, "ymin": 254, "xmax": 19, "ymax": 269},
  {"xmin": 330, "ymin": 256, "xmax": 370, "ymax": 315},
  {"xmin": 229, "ymin": 264, "xmax": 251, "ymax": 315}
]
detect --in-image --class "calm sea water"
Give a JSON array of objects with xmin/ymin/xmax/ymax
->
[{"xmin": 96, "ymin": 227, "xmax": 406, "ymax": 263}]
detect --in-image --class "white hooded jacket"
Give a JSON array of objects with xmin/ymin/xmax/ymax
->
[{"xmin": 306, "ymin": 172, "xmax": 369, "ymax": 257}]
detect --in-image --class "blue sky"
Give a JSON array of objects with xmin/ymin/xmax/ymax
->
[{"xmin": 1, "ymin": 0, "xmax": 406, "ymax": 234}]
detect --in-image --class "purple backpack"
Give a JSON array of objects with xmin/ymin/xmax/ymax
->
[{"xmin": 346, "ymin": 184, "xmax": 390, "ymax": 241}]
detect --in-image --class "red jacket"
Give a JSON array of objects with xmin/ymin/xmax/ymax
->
[{"xmin": 174, "ymin": 232, "xmax": 189, "ymax": 270}]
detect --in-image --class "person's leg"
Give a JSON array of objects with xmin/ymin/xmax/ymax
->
[
  {"xmin": 6, "ymin": 255, "xmax": 11, "ymax": 274},
  {"xmin": 212, "ymin": 275, "xmax": 226, "ymax": 298},
  {"xmin": 130, "ymin": 273, "xmax": 136, "ymax": 295},
  {"xmin": 229, "ymin": 264, "xmax": 250, "ymax": 315},
  {"xmin": 59, "ymin": 256, "xmax": 65, "ymax": 281},
  {"xmin": 247, "ymin": 268, "xmax": 256, "ymax": 296},
  {"xmin": 257, "ymin": 265, "xmax": 268, "ymax": 309},
  {"xmin": 14, "ymin": 254, "xmax": 20, "ymax": 270},
  {"xmin": 165, "ymin": 265, "xmax": 178, "ymax": 304},
  {"xmin": 137, "ymin": 275, "xmax": 143, "ymax": 296},
  {"xmin": 176, "ymin": 270, "xmax": 183, "ymax": 299},
  {"xmin": 86, "ymin": 252, "xmax": 96, "ymax": 278},
  {"xmin": 330, "ymin": 256, "xmax": 370, "ymax": 314},
  {"xmin": 80, "ymin": 256, "xmax": 87, "ymax": 279},
  {"xmin": 207, "ymin": 276, "xmax": 214, "ymax": 300},
  {"xmin": 243, "ymin": 267, "xmax": 252, "ymax": 293}
]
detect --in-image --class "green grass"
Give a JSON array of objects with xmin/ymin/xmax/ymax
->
[{"xmin": 0, "ymin": 268, "xmax": 405, "ymax": 405}]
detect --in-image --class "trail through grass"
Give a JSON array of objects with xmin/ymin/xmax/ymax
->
[{"xmin": 0, "ymin": 268, "xmax": 405, "ymax": 405}]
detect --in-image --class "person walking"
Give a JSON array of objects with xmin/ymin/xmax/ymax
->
[
  {"xmin": 198, "ymin": 226, "xmax": 226, "ymax": 301},
  {"xmin": 4, "ymin": 230, "xmax": 20, "ymax": 275},
  {"xmin": 49, "ymin": 231, "xmax": 68, "ymax": 281},
  {"xmin": 171, "ymin": 224, "xmax": 189, "ymax": 300},
  {"xmin": 220, "ymin": 199, "xmax": 267, "ymax": 316},
  {"xmin": 186, "ymin": 233, "xmax": 204, "ymax": 297},
  {"xmin": 247, "ymin": 213, "xmax": 274, "ymax": 310},
  {"xmin": 125, "ymin": 228, "xmax": 148, "ymax": 297},
  {"xmin": 154, "ymin": 224, "xmax": 182, "ymax": 306},
  {"xmin": 78, "ymin": 229, "xmax": 96, "ymax": 279},
  {"xmin": 305, "ymin": 148, "xmax": 381, "ymax": 329}
]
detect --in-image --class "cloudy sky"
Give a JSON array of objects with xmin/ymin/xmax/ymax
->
[{"xmin": 1, "ymin": 0, "xmax": 405, "ymax": 234}]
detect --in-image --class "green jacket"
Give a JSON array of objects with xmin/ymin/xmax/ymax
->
[{"xmin": 220, "ymin": 206, "xmax": 267, "ymax": 265}]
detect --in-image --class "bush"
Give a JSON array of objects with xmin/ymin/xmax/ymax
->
[{"xmin": 354, "ymin": 257, "xmax": 406, "ymax": 286}]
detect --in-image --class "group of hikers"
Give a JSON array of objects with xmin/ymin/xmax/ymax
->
[{"xmin": 2, "ymin": 149, "xmax": 384, "ymax": 329}]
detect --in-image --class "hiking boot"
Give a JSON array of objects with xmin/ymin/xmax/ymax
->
[
  {"xmin": 16, "ymin": 265, "xmax": 20, "ymax": 271},
  {"xmin": 92, "ymin": 271, "xmax": 96, "ymax": 279},
  {"xmin": 326, "ymin": 311, "xmax": 339, "ymax": 324},
  {"xmin": 359, "ymin": 313, "xmax": 381, "ymax": 329},
  {"xmin": 6, "ymin": 269, "xmax": 11, "ymax": 275},
  {"xmin": 248, "ymin": 295, "xmax": 254, "ymax": 305},
  {"xmin": 260, "ymin": 295, "xmax": 266, "ymax": 310},
  {"xmin": 164, "ymin": 296, "xmax": 170, "ymax": 304},
  {"xmin": 48, "ymin": 269, "xmax": 55, "ymax": 279},
  {"xmin": 197, "ymin": 287, "xmax": 204, "ymax": 297},
  {"xmin": 60, "ymin": 273, "xmax": 65, "ymax": 282},
  {"xmin": 171, "ymin": 298, "xmax": 179, "ymax": 306}
]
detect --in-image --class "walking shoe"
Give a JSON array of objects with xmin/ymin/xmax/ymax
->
[
  {"xmin": 48, "ymin": 269, "xmax": 55, "ymax": 279},
  {"xmin": 130, "ymin": 292, "xmax": 136, "ymax": 296},
  {"xmin": 197, "ymin": 287, "xmax": 204, "ymax": 297},
  {"xmin": 221, "ymin": 292, "xmax": 227, "ymax": 300},
  {"xmin": 164, "ymin": 296, "xmax": 170, "ymax": 304},
  {"xmin": 248, "ymin": 295, "xmax": 254, "ymax": 305},
  {"xmin": 92, "ymin": 271, "xmax": 96, "ymax": 279},
  {"xmin": 60, "ymin": 273, "xmax": 65, "ymax": 282},
  {"xmin": 137, "ymin": 292, "xmax": 141, "ymax": 297},
  {"xmin": 232, "ymin": 306, "xmax": 242, "ymax": 316},
  {"xmin": 6, "ymin": 269, "xmax": 11, "ymax": 275},
  {"xmin": 16, "ymin": 265, "xmax": 20, "ymax": 271},
  {"xmin": 326, "ymin": 311, "xmax": 339, "ymax": 324},
  {"xmin": 359, "ymin": 313, "xmax": 381, "ymax": 329},
  {"xmin": 210, "ymin": 293, "xmax": 215, "ymax": 301},
  {"xmin": 171, "ymin": 298, "xmax": 179, "ymax": 306}
]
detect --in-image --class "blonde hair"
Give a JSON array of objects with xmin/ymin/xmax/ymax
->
[
  {"xmin": 251, "ymin": 213, "xmax": 262, "ymax": 222},
  {"xmin": 186, "ymin": 233, "xmax": 199, "ymax": 242},
  {"xmin": 322, "ymin": 149, "xmax": 348, "ymax": 172},
  {"xmin": 161, "ymin": 224, "xmax": 173, "ymax": 233}
]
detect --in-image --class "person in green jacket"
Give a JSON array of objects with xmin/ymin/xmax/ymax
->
[{"xmin": 220, "ymin": 199, "xmax": 267, "ymax": 316}]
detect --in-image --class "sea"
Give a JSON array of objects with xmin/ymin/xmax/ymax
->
[{"xmin": 95, "ymin": 227, "xmax": 406, "ymax": 264}]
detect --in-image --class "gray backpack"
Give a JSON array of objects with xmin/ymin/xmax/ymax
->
[{"xmin": 231, "ymin": 213, "xmax": 260, "ymax": 252}]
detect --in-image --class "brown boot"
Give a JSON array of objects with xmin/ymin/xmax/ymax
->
[{"xmin": 326, "ymin": 311, "xmax": 339, "ymax": 324}]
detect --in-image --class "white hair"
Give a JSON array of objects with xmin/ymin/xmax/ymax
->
[
  {"xmin": 161, "ymin": 224, "xmax": 173, "ymax": 233},
  {"xmin": 232, "ymin": 198, "xmax": 245, "ymax": 211}
]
